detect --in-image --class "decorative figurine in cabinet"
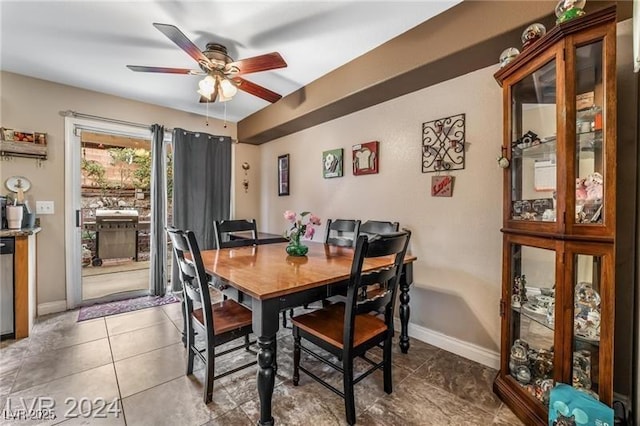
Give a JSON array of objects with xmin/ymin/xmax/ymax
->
[{"xmin": 493, "ymin": 6, "xmax": 618, "ymax": 425}]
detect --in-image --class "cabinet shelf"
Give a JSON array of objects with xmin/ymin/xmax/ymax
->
[
  {"xmin": 574, "ymin": 334, "xmax": 600, "ymax": 347},
  {"xmin": 576, "ymin": 105, "xmax": 602, "ymax": 118},
  {"xmin": 0, "ymin": 141, "xmax": 47, "ymax": 160},
  {"xmin": 512, "ymin": 139, "xmax": 556, "ymax": 159},
  {"xmin": 512, "ymin": 305, "xmax": 553, "ymax": 331},
  {"xmin": 511, "ymin": 306, "xmax": 600, "ymax": 346}
]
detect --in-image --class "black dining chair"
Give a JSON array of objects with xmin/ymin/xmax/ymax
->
[
  {"xmin": 213, "ymin": 219, "xmax": 258, "ymax": 249},
  {"xmin": 358, "ymin": 221, "xmax": 401, "ymax": 316},
  {"xmin": 213, "ymin": 218, "xmax": 292, "ymax": 328},
  {"xmin": 324, "ymin": 219, "xmax": 361, "ymax": 248},
  {"xmin": 359, "ymin": 220, "xmax": 399, "ymax": 237},
  {"xmin": 291, "ymin": 231, "xmax": 411, "ymax": 425},
  {"xmin": 167, "ymin": 227, "xmax": 256, "ymax": 404}
]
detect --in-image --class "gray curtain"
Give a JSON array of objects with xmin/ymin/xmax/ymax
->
[
  {"xmin": 171, "ymin": 128, "xmax": 232, "ymax": 291},
  {"xmin": 150, "ymin": 124, "xmax": 167, "ymax": 296}
]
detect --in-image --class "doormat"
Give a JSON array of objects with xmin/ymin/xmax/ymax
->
[{"xmin": 77, "ymin": 294, "xmax": 180, "ymax": 322}]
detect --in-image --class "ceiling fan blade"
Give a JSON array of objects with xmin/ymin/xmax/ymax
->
[
  {"xmin": 126, "ymin": 65, "xmax": 201, "ymax": 74},
  {"xmin": 233, "ymin": 77, "xmax": 282, "ymax": 103},
  {"xmin": 152, "ymin": 23, "xmax": 212, "ymax": 67},
  {"xmin": 228, "ymin": 52, "xmax": 287, "ymax": 75}
]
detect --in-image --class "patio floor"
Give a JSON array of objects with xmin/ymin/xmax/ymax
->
[{"xmin": 82, "ymin": 259, "xmax": 150, "ymax": 301}]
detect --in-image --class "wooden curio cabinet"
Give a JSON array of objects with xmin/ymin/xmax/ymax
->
[{"xmin": 493, "ymin": 7, "xmax": 618, "ymax": 425}]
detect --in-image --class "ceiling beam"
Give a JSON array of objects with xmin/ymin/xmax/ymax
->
[{"xmin": 238, "ymin": 0, "xmax": 629, "ymax": 145}]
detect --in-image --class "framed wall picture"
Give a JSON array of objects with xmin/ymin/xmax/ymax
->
[
  {"xmin": 352, "ymin": 141, "xmax": 379, "ymax": 175},
  {"xmin": 322, "ymin": 148, "xmax": 343, "ymax": 178},
  {"xmin": 278, "ymin": 154, "xmax": 290, "ymax": 196}
]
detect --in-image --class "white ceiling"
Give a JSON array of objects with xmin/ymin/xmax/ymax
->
[{"xmin": 1, "ymin": 1, "xmax": 461, "ymax": 123}]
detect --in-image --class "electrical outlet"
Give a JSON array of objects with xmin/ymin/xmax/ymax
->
[{"xmin": 36, "ymin": 201, "xmax": 55, "ymax": 215}]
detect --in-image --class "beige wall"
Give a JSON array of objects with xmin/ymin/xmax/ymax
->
[
  {"xmin": 257, "ymin": 64, "xmax": 503, "ymax": 351},
  {"xmin": 0, "ymin": 71, "xmax": 260, "ymax": 306},
  {"xmin": 233, "ymin": 143, "xmax": 261, "ymax": 223}
]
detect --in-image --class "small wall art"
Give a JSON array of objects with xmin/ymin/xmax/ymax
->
[
  {"xmin": 322, "ymin": 148, "xmax": 343, "ymax": 178},
  {"xmin": 278, "ymin": 154, "xmax": 289, "ymax": 196},
  {"xmin": 352, "ymin": 141, "xmax": 379, "ymax": 176},
  {"xmin": 431, "ymin": 175, "xmax": 455, "ymax": 197},
  {"xmin": 422, "ymin": 113, "xmax": 465, "ymax": 173}
]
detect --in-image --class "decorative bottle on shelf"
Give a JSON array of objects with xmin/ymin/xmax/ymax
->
[{"xmin": 519, "ymin": 275, "xmax": 528, "ymax": 304}]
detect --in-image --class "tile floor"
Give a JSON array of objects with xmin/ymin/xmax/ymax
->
[{"xmin": 0, "ymin": 303, "xmax": 523, "ymax": 425}]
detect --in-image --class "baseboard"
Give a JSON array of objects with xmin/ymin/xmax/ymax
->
[
  {"xmin": 37, "ymin": 300, "xmax": 67, "ymax": 316},
  {"xmin": 395, "ymin": 319, "xmax": 500, "ymax": 370}
]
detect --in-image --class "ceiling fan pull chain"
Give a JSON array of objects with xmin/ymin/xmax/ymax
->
[
  {"xmin": 205, "ymin": 100, "xmax": 209, "ymax": 127},
  {"xmin": 224, "ymin": 102, "xmax": 228, "ymax": 129}
]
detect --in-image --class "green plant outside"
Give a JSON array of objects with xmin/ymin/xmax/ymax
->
[{"xmin": 81, "ymin": 147, "xmax": 172, "ymax": 196}]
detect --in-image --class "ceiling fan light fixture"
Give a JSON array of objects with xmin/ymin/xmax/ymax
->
[
  {"xmin": 127, "ymin": 24, "xmax": 287, "ymax": 105},
  {"xmin": 219, "ymin": 78, "xmax": 238, "ymax": 99},
  {"xmin": 197, "ymin": 75, "xmax": 216, "ymax": 99},
  {"xmin": 197, "ymin": 89, "xmax": 212, "ymax": 101},
  {"xmin": 217, "ymin": 87, "xmax": 233, "ymax": 103}
]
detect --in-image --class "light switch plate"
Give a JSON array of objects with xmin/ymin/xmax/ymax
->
[{"xmin": 36, "ymin": 201, "xmax": 55, "ymax": 214}]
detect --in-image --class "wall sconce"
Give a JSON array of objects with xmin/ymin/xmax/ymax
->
[
  {"xmin": 242, "ymin": 162, "xmax": 250, "ymax": 193},
  {"xmin": 422, "ymin": 113, "xmax": 466, "ymax": 173}
]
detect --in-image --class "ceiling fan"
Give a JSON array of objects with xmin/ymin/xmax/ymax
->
[{"xmin": 127, "ymin": 23, "xmax": 287, "ymax": 104}]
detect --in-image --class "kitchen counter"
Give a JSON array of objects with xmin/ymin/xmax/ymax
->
[
  {"xmin": 0, "ymin": 227, "xmax": 41, "ymax": 237},
  {"xmin": 2, "ymin": 228, "xmax": 40, "ymax": 338}
]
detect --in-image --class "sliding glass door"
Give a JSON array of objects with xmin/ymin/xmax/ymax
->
[{"xmin": 64, "ymin": 117, "xmax": 172, "ymax": 307}]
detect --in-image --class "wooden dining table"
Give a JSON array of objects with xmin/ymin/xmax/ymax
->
[{"xmin": 199, "ymin": 241, "xmax": 416, "ymax": 426}]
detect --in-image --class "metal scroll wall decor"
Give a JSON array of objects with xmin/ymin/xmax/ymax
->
[{"xmin": 421, "ymin": 113, "xmax": 466, "ymax": 173}]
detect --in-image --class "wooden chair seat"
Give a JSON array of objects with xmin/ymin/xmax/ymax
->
[
  {"xmin": 192, "ymin": 299, "xmax": 252, "ymax": 335},
  {"xmin": 292, "ymin": 303, "xmax": 387, "ymax": 349}
]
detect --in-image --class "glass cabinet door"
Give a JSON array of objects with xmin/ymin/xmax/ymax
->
[
  {"xmin": 574, "ymin": 40, "xmax": 605, "ymax": 227},
  {"xmin": 508, "ymin": 242, "xmax": 557, "ymax": 406},
  {"xmin": 563, "ymin": 240, "xmax": 613, "ymax": 405},
  {"xmin": 510, "ymin": 58, "xmax": 558, "ymax": 224},
  {"xmin": 571, "ymin": 254, "xmax": 602, "ymax": 399}
]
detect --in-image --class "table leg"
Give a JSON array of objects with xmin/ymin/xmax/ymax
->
[
  {"xmin": 399, "ymin": 263, "xmax": 413, "ymax": 354},
  {"xmin": 254, "ymin": 300, "xmax": 279, "ymax": 426},
  {"xmin": 257, "ymin": 335, "xmax": 276, "ymax": 426}
]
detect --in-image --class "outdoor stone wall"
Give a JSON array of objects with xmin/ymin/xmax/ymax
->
[{"xmin": 80, "ymin": 145, "xmax": 172, "ymax": 265}]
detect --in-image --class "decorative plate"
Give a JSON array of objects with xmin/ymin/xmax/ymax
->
[{"xmin": 5, "ymin": 176, "xmax": 31, "ymax": 193}]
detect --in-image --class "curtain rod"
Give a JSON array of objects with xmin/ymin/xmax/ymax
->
[
  {"xmin": 59, "ymin": 110, "xmax": 238, "ymax": 143},
  {"xmin": 59, "ymin": 110, "xmax": 163, "ymax": 131}
]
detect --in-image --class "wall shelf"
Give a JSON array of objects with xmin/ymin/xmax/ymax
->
[{"xmin": 0, "ymin": 141, "xmax": 47, "ymax": 160}]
